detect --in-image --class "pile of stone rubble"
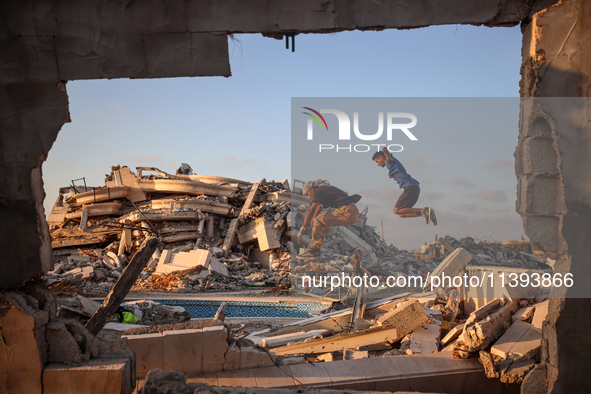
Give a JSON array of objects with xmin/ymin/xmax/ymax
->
[
  {"xmin": 118, "ymin": 245, "xmax": 552, "ymax": 391},
  {"xmin": 243, "ymin": 245, "xmax": 552, "ymax": 386},
  {"xmin": 45, "ymin": 164, "xmax": 548, "ymax": 302},
  {"xmin": 45, "ymin": 164, "xmax": 305, "ymax": 296}
]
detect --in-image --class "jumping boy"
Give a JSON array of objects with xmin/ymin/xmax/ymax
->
[{"xmin": 372, "ymin": 147, "xmax": 437, "ymax": 225}]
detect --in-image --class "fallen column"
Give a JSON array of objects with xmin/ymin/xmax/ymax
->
[{"xmin": 86, "ymin": 237, "xmax": 159, "ymax": 336}]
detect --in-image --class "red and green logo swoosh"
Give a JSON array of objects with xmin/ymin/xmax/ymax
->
[{"xmin": 302, "ymin": 107, "xmax": 329, "ymax": 131}]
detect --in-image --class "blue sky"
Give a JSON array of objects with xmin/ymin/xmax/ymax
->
[{"xmin": 43, "ymin": 24, "xmax": 525, "ymax": 250}]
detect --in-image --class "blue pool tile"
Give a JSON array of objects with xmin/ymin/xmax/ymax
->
[{"xmin": 152, "ymin": 300, "xmax": 321, "ymax": 319}]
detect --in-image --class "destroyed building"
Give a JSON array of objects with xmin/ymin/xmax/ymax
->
[
  {"xmin": 18, "ymin": 161, "xmax": 555, "ymax": 392},
  {"xmin": 45, "ymin": 165, "xmax": 300, "ymax": 297},
  {"xmin": 2, "ymin": 0, "xmax": 591, "ymax": 393}
]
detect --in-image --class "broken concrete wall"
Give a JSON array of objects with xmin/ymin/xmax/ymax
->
[
  {"xmin": 0, "ymin": 82, "xmax": 69, "ymax": 288},
  {"xmin": 0, "ymin": 282, "xmax": 135, "ymax": 393},
  {"xmin": 123, "ymin": 326, "xmax": 234, "ymax": 377},
  {"xmin": 518, "ymin": 0, "xmax": 591, "ymax": 391}
]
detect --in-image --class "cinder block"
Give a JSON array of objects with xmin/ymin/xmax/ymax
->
[
  {"xmin": 201, "ymin": 326, "xmax": 227, "ymax": 372},
  {"xmin": 524, "ymin": 138, "xmax": 558, "ymax": 175},
  {"xmin": 162, "ymin": 329, "xmax": 203, "ymax": 374},
  {"xmin": 43, "ymin": 358, "xmax": 133, "ymax": 394},
  {"xmin": 525, "ymin": 176, "xmax": 563, "ymax": 215},
  {"xmin": 122, "ymin": 333, "xmax": 164, "ymax": 378},
  {"xmin": 523, "ymin": 215, "xmax": 561, "ymax": 253}
]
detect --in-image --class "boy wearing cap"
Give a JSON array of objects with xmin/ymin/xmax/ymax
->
[
  {"xmin": 297, "ymin": 180, "xmax": 361, "ymax": 258},
  {"xmin": 372, "ymin": 147, "xmax": 437, "ymax": 225}
]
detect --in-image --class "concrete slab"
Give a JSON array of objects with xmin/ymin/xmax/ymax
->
[
  {"xmin": 162, "ymin": 329, "xmax": 203, "ymax": 374},
  {"xmin": 216, "ymin": 367, "xmax": 257, "ymax": 388},
  {"xmin": 323, "ymin": 359, "xmax": 368, "ymax": 383},
  {"xmin": 122, "ymin": 332, "xmax": 163, "ymax": 378},
  {"xmin": 201, "ymin": 326, "xmax": 227, "ymax": 372},
  {"xmin": 424, "ymin": 248, "xmax": 472, "ymax": 290},
  {"xmin": 531, "ymin": 300, "xmax": 549, "ymax": 332},
  {"xmin": 154, "ymin": 249, "xmax": 211, "ymax": 275},
  {"xmin": 271, "ymin": 324, "xmax": 414, "ymax": 356},
  {"xmin": 401, "ymin": 319, "xmax": 442, "ymax": 354},
  {"xmin": 240, "ymin": 346, "xmax": 275, "ymax": 369},
  {"xmin": 43, "ymin": 358, "xmax": 132, "ymax": 394},
  {"xmin": 466, "ymin": 298, "xmax": 501, "ymax": 325},
  {"xmin": 491, "ymin": 320, "xmax": 532, "ymax": 359},
  {"xmin": 286, "ymin": 362, "xmax": 331, "ymax": 386},
  {"xmin": 357, "ymin": 356, "xmax": 402, "ymax": 380},
  {"xmin": 222, "ymin": 344, "xmax": 241, "ymax": 371},
  {"xmin": 253, "ymin": 365, "xmax": 296, "ymax": 387},
  {"xmin": 0, "ymin": 307, "xmax": 43, "ymax": 394},
  {"xmin": 262, "ymin": 329, "xmax": 329, "ymax": 348},
  {"xmin": 513, "ymin": 306, "xmax": 536, "ymax": 323},
  {"xmin": 186, "ymin": 372, "xmax": 218, "ymax": 386},
  {"xmin": 208, "ymin": 257, "xmax": 229, "ymax": 277},
  {"xmin": 510, "ymin": 327, "xmax": 542, "ymax": 362},
  {"xmin": 441, "ymin": 323, "xmax": 464, "ymax": 346}
]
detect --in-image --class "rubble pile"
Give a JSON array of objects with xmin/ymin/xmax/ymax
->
[
  {"xmin": 45, "ymin": 164, "xmax": 302, "ymax": 296},
  {"xmin": 241, "ymin": 245, "xmax": 551, "ymax": 387},
  {"xmin": 56, "ymin": 294, "xmax": 191, "ymax": 326},
  {"xmin": 437, "ymin": 235, "xmax": 548, "ymax": 270},
  {"xmin": 292, "ymin": 235, "xmax": 547, "ymax": 299}
]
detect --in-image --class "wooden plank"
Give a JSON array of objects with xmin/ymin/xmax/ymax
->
[{"xmin": 85, "ymin": 237, "xmax": 159, "ymax": 336}]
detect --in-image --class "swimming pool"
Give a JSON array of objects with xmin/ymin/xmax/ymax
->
[{"xmin": 155, "ymin": 299, "xmax": 322, "ymax": 319}]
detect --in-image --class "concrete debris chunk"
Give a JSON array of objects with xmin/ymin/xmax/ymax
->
[
  {"xmin": 154, "ymin": 249, "xmax": 211, "ymax": 275},
  {"xmin": 531, "ymin": 300, "xmax": 549, "ymax": 332},
  {"xmin": 423, "ymin": 248, "xmax": 473, "ymax": 291},
  {"xmin": 453, "ymin": 298, "xmax": 519, "ymax": 357},
  {"xmin": 490, "ymin": 320, "xmax": 541, "ymax": 362},
  {"xmin": 400, "ymin": 318, "xmax": 442, "ymax": 354}
]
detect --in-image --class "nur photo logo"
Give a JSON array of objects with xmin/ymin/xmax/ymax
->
[{"xmin": 302, "ymin": 107, "xmax": 418, "ymax": 153}]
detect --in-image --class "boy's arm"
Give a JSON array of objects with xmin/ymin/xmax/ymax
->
[{"xmin": 381, "ymin": 146, "xmax": 393, "ymax": 161}]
